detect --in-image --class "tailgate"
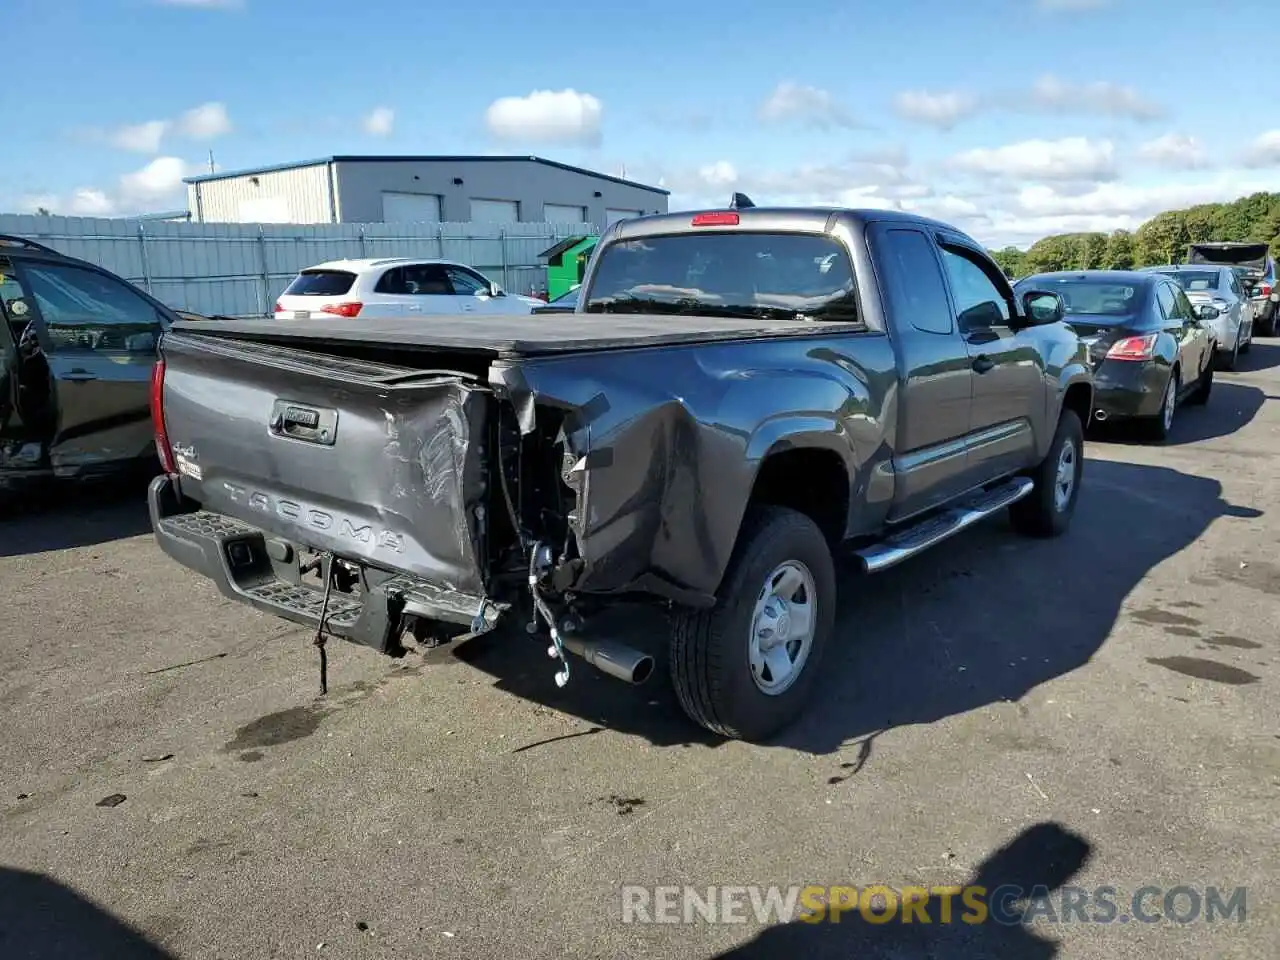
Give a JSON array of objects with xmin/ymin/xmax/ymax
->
[{"xmin": 158, "ymin": 330, "xmax": 491, "ymax": 595}]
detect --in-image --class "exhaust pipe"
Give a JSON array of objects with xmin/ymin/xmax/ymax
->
[{"xmin": 561, "ymin": 634, "xmax": 655, "ymax": 685}]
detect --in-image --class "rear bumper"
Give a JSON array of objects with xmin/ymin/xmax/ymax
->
[
  {"xmin": 148, "ymin": 474, "xmax": 504, "ymax": 653},
  {"xmin": 1089, "ymin": 360, "xmax": 1168, "ymax": 420}
]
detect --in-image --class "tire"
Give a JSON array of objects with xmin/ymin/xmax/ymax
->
[
  {"xmin": 1009, "ymin": 409, "xmax": 1084, "ymax": 539},
  {"xmin": 1258, "ymin": 303, "xmax": 1277, "ymax": 337},
  {"xmin": 1144, "ymin": 369, "xmax": 1178, "ymax": 442},
  {"xmin": 1187, "ymin": 358, "xmax": 1213, "ymax": 406},
  {"xmin": 1220, "ymin": 337, "xmax": 1239, "ymax": 371},
  {"xmin": 669, "ymin": 505, "xmax": 836, "ymax": 742}
]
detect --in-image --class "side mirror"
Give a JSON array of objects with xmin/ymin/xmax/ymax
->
[
  {"xmin": 1021, "ymin": 289, "xmax": 1065, "ymax": 325},
  {"xmin": 487, "ymin": 282, "xmax": 504, "ymax": 298},
  {"xmin": 1196, "ymin": 303, "xmax": 1220, "ymax": 321}
]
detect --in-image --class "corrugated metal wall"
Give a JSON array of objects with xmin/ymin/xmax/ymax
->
[
  {"xmin": 0, "ymin": 214, "xmax": 597, "ymax": 318},
  {"xmin": 191, "ymin": 164, "xmax": 335, "ymax": 224}
]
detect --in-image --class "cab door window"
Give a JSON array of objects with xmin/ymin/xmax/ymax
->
[
  {"xmin": 938, "ymin": 246, "xmax": 1012, "ymax": 331},
  {"xmin": 17, "ymin": 261, "xmax": 163, "ymax": 354}
]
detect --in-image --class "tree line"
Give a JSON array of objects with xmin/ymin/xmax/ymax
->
[{"xmin": 989, "ymin": 191, "xmax": 1280, "ymax": 278}]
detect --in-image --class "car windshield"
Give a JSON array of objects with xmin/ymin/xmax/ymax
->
[
  {"xmin": 1160, "ymin": 270, "xmax": 1220, "ymax": 292},
  {"xmin": 583, "ymin": 232, "xmax": 860, "ymax": 323},
  {"xmin": 1018, "ymin": 278, "xmax": 1143, "ymax": 318}
]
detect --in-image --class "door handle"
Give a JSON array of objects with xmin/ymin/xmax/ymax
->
[
  {"xmin": 63, "ymin": 369, "xmax": 98, "ymax": 382},
  {"xmin": 972, "ymin": 355, "xmax": 995, "ymax": 374}
]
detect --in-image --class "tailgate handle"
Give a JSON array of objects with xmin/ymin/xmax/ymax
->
[{"xmin": 269, "ymin": 400, "xmax": 338, "ymax": 446}]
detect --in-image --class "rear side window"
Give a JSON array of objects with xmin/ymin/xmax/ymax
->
[
  {"xmin": 584, "ymin": 232, "xmax": 860, "ymax": 323},
  {"xmin": 284, "ymin": 270, "xmax": 355, "ymax": 296},
  {"xmin": 870, "ymin": 227, "xmax": 952, "ymax": 335},
  {"xmin": 1155, "ymin": 283, "xmax": 1178, "ymax": 320}
]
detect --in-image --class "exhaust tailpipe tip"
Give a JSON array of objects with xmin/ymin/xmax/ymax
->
[{"xmin": 562, "ymin": 635, "xmax": 655, "ymax": 685}]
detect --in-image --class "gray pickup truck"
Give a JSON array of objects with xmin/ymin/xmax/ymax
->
[{"xmin": 148, "ymin": 206, "xmax": 1093, "ymax": 742}]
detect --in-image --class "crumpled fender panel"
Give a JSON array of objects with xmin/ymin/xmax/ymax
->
[{"xmin": 492, "ymin": 333, "xmax": 895, "ymax": 604}]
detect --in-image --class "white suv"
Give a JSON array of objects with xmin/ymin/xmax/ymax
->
[{"xmin": 273, "ymin": 257, "xmax": 544, "ymax": 320}]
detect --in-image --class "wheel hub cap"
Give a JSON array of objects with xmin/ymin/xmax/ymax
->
[{"xmin": 748, "ymin": 561, "xmax": 817, "ymax": 696}]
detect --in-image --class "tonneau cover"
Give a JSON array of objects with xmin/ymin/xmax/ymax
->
[{"xmin": 170, "ymin": 313, "xmax": 865, "ymax": 357}]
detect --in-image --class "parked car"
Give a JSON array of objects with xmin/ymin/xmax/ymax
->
[
  {"xmin": 1016, "ymin": 270, "xmax": 1213, "ymax": 441},
  {"xmin": 1, "ymin": 234, "xmax": 181, "ymax": 491},
  {"xmin": 531, "ymin": 284, "xmax": 579, "ymax": 314},
  {"xmin": 1144, "ymin": 264, "xmax": 1252, "ymax": 369},
  {"xmin": 1185, "ymin": 242, "xmax": 1277, "ymax": 336},
  {"xmin": 1146, "ymin": 264, "xmax": 1254, "ymax": 371},
  {"xmin": 147, "ymin": 205, "xmax": 1092, "ymax": 742},
  {"xmin": 274, "ymin": 258, "xmax": 544, "ymax": 320}
]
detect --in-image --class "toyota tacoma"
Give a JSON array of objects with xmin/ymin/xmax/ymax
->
[{"xmin": 147, "ymin": 204, "xmax": 1093, "ymax": 742}]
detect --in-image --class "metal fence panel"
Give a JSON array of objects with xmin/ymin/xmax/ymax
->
[{"xmin": 0, "ymin": 214, "xmax": 598, "ymax": 318}]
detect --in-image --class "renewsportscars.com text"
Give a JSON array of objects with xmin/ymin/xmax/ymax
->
[{"xmin": 620, "ymin": 884, "xmax": 1247, "ymax": 926}]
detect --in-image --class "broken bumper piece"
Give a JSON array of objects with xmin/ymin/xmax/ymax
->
[{"xmin": 147, "ymin": 474, "xmax": 505, "ymax": 654}]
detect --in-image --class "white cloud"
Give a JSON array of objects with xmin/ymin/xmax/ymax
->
[
  {"xmin": 949, "ymin": 137, "xmax": 1118, "ymax": 181},
  {"xmin": 120, "ymin": 156, "xmax": 193, "ymax": 203},
  {"xmin": 484, "ymin": 89, "xmax": 602, "ymax": 145},
  {"xmin": 1242, "ymin": 129, "xmax": 1280, "ymax": 167},
  {"xmin": 757, "ymin": 82, "xmax": 857, "ymax": 129},
  {"xmin": 1028, "ymin": 74, "xmax": 1162, "ymax": 120},
  {"xmin": 68, "ymin": 189, "xmax": 116, "ymax": 216},
  {"xmin": 363, "ymin": 106, "xmax": 394, "ymax": 136},
  {"xmin": 111, "ymin": 120, "xmax": 168, "ymax": 153},
  {"xmin": 177, "ymin": 102, "xmax": 232, "ymax": 139},
  {"xmin": 893, "ymin": 89, "xmax": 979, "ymax": 129},
  {"xmin": 1136, "ymin": 133, "xmax": 1209, "ymax": 170}
]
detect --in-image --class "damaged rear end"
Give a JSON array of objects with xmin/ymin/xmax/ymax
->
[{"xmin": 148, "ymin": 328, "xmax": 653, "ymax": 687}]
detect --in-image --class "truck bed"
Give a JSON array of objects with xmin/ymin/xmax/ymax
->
[{"xmin": 171, "ymin": 313, "xmax": 865, "ymax": 358}]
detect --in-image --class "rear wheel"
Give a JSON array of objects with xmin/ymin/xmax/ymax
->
[
  {"xmin": 1145, "ymin": 369, "xmax": 1178, "ymax": 441},
  {"xmin": 1009, "ymin": 409, "xmax": 1084, "ymax": 539},
  {"xmin": 670, "ymin": 506, "xmax": 836, "ymax": 742}
]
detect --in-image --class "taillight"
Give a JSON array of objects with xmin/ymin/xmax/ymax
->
[
  {"xmin": 274, "ymin": 301, "xmax": 285, "ymax": 313},
  {"xmin": 691, "ymin": 212, "xmax": 739, "ymax": 226},
  {"xmin": 1105, "ymin": 333, "xmax": 1158, "ymax": 362},
  {"xmin": 320, "ymin": 302, "xmax": 363, "ymax": 318},
  {"xmin": 150, "ymin": 358, "xmax": 176, "ymax": 474},
  {"xmin": 1261, "ymin": 283, "xmax": 1272, "ymax": 297}
]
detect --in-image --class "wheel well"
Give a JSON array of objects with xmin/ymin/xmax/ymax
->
[
  {"xmin": 1062, "ymin": 382, "xmax": 1092, "ymax": 426},
  {"xmin": 749, "ymin": 448, "xmax": 849, "ymax": 547}
]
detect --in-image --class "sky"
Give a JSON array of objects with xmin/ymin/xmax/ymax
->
[{"xmin": 4, "ymin": 0, "xmax": 1280, "ymax": 249}]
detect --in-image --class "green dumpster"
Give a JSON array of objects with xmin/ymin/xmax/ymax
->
[{"xmin": 539, "ymin": 235, "xmax": 598, "ymax": 301}]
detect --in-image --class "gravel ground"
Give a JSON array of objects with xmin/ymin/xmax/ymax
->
[{"xmin": 2, "ymin": 344, "xmax": 1279, "ymax": 959}]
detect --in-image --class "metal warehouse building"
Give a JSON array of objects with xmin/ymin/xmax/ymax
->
[{"xmin": 184, "ymin": 155, "xmax": 669, "ymax": 228}]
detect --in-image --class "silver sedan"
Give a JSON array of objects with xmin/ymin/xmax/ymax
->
[{"xmin": 1146, "ymin": 265, "xmax": 1253, "ymax": 370}]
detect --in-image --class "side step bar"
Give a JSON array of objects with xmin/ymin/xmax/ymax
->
[{"xmin": 854, "ymin": 477, "xmax": 1035, "ymax": 574}]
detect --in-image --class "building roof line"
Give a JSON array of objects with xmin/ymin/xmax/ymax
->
[{"xmin": 184, "ymin": 155, "xmax": 670, "ymax": 195}]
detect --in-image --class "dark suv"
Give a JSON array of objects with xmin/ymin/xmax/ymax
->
[{"xmin": 1, "ymin": 235, "xmax": 183, "ymax": 490}]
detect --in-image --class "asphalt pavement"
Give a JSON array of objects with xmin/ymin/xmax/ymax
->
[{"xmin": 3, "ymin": 345, "xmax": 1279, "ymax": 959}]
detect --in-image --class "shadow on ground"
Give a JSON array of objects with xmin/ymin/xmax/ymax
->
[
  {"xmin": 1235, "ymin": 339, "xmax": 1280, "ymax": 373},
  {"xmin": 452, "ymin": 458, "xmax": 1258, "ymax": 756},
  {"xmin": 1089, "ymin": 381, "xmax": 1265, "ymax": 446},
  {"xmin": 0, "ymin": 472, "xmax": 153, "ymax": 558},
  {"xmin": 0, "ymin": 867, "xmax": 175, "ymax": 959},
  {"xmin": 709, "ymin": 821, "xmax": 1092, "ymax": 959}
]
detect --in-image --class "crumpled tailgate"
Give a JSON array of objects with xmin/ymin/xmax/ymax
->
[{"xmin": 158, "ymin": 331, "xmax": 491, "ymax": 595}]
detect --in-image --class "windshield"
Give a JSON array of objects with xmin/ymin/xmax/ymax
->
[
  {"xmin": 1158, "ymin": 270, "xmax": 1220, "ymax": 292},
  {"xmin": 1018, "ymin": 278, "xmax": 1143, "ymax": 318},
  {"xmin": 583, "ymin": 232, "xmax": 860, "ymax": 322}
]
